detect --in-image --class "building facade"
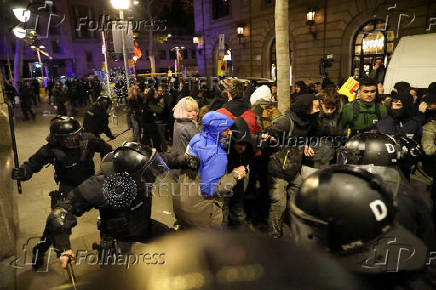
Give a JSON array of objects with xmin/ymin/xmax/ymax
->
[
  {"xmin": 0, "ymin": 0, "xmax": 197, "ymax": 80},
  {"xmin": 194, "ymin": 0, "xmax": 436, "ymax": 84}
]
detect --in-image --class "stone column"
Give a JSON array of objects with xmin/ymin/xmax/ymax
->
[{"xmin": 0, "ymin": 78, "xmax": 18, "ymax": 289}]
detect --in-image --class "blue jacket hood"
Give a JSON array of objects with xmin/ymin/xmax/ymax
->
[{"xmin": 188, "ymin": 111, "xmax": 234, "ymax": 196}]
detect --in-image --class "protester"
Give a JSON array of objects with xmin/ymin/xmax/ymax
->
[
  {"xmin": 128, "ymin": 85, "xmax": 144, "ymax": 142},
  {"xmin": 172, "ymin": 97, "xmax": 200, "ymax": 155},
  {"xmin": 339, "ymin": 78, "xmax": 387, "ymax": 135},
  {"xmin": 172, "ymin": 111, "xmax": 246, "ymax": 228}
]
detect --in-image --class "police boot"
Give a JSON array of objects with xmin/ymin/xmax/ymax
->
[
  {"xmin": 31, "ymin": 246, "xmax": 45, "ymax": 271},
  {"xmin": 268, "ymin": 217, "xmax": 283, "ymax": 239}
]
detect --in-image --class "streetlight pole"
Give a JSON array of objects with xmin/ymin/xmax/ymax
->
[
  {"xmin": 36, "ymin": 48, "xmax": 45, "ymax": 83},
  {"xmin": 101, "ymin": 31, "xmax": 112, "ymax": 97},
  {"xmin": 119, "ymin": 10, "xmax": 130, "ymax": 94}
]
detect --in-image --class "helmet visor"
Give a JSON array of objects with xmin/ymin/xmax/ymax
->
[
  {"xmin": 57, "ymin": 128, "xmax": 84, "ymax": 149},
  {"xmin": 289, "ymin": 195, "xmax": 330, "ymax": 250},
  {"xmin": 336, "ymin": 148, "xmax": 363, "ymax": 165},
  {"xmin": 138, "ymin": 149, "xmax": 170, "ymax": 183},
  {"xmin": 346, "ymin": 165, "xmax": 401, "ymax": 201}
]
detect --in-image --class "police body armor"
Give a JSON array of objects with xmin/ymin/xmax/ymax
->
[
  {"xmin": 99, "ymin": 191, "xmax": 152, "ymax": 239},
  {"xmin": 51, "ymin": 146, "xmax": 95, "ymax": 188}
]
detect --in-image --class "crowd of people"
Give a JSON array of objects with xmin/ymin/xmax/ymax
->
[
  {"xmin": 3, "ymin": 77, "xmax": 103, "ymax": 119},
  {"xmin": 9, "ymin": 72, "xmax": 436, "ymax": 288}
]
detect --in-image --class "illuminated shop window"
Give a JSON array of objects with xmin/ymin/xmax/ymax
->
[{"xmin": 352, "ymin": 19, "xmax": 394, "ymax": 78}]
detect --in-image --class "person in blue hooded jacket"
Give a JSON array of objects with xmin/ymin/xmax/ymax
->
[{"xmin": 171, "ymin": 111, "xmax": 247, "ymax": 228}]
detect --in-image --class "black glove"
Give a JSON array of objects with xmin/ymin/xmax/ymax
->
[
  {"xmin": 11, "ymin": 167, "xmax": 30, "ymax": 181},
  {"xmin": 185, "ymin": 154, "xmax": 200, "ymax": 169}
]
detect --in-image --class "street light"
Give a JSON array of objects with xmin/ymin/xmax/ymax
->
[
  {"xmin": 111, "ymin": 0, "xmax": 131, "ymax": 92},
  {"xmin": 12, "ymin": 26, "xmax": 26, "ymax": 38},
  {"xmin": 237, "ymin": 26, "xmax": 244, "ymax": 37},
  {"xmin": 237, "ymin": 26, "xmax": 244, "ymax": 44},
  {"xmin": 12, "ymin": 8, "xmax": 30, "ymax": 23},
  {"xmin": 111, "ymin": 0, "xmax": 130, "ymax": 10},
  {"xmin": 306, "ymin": 9, "xmax": 316, "ymax": 25},
  {"xmin": 193, "ymin": 36, "xmax": 199, "ymax": 44},
  {"xmin": 306, "ymin": 9, "xmax": 318, "ymax": 39}
]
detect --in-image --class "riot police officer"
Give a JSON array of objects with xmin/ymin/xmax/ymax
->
[
  {"xmin": 11, "ymin": 116, "xmax": 112, "ymax": 270},
  {"xmin": 46, "ymin": 142, "xmax": 177, "ymax": 269},
  {"xmin": 83, "ymin": 96, "xmax": 115, "ymax": 140},
  {"xmin": 337, "ymin": 132, "xmax": 424, "ymax": 179},
  {"xmin": 337, "ymin": 132, "xmax": 435, "ymax": 247},
  {"xmin": 289, "ymin": 165, "xmax": 435, "ymax": 289}
]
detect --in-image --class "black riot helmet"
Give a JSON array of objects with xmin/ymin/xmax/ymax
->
[
  {"xmin": 337, "ymin": 132, "xmax": 401, "ymax": 166},
  {"xmin": 290, "ymin": 165, "xmax": 428, "ymax": 273},
  {"xmin": 47, "ymin": 116, "xmax": 84, "ymax": 148},
  {"xmin": 101, "ymin": 142, "xmax": 169, "ymax": 199},
  {"xmin": 95, "ymin": 95, "xmax": 112, "ymax": 111},
  {"xmin": 100, "ymin": 142, "xmax": 169, "ymax": 208},
  {"xmin": 112, "ymin": 142, "xmax": 169, "ymax": 181},
  {"xmin": 290, "ymin": 165, "xmax": 395, "ymax": 252}
]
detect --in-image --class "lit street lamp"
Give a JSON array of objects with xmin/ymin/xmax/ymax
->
[
  {"xmin": 111, "ymin": 0, "xmax": 131, "ymax": 93},
  {"xmin": 12, "ymin": 26, "xmax": 26, "ymax": 38},
  {"xmin": 12, "ymin": 8, "xmax": 30, "ymax": 23}
]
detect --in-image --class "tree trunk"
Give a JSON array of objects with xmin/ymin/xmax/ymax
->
[
  {"xmin": 146, "ymin": 0, "xmax": 156, "ymax": 75},
  {"xmin": 275, "ymin": 0, "xmax": 290, "ymax": 113},
  {"xmin": 148, "ymin": 29, "xmax": 156, "ymax": 74}
]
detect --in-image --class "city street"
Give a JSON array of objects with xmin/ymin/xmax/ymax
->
[
  {"xmin": 11, "ymin": 94, "xmax": 175, "ymax": 289},
  {"xmin": 1, "ymin": 0, "xmax": 436, "ymax": 288}
]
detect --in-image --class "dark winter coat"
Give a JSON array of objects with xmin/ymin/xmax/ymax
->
[
  {"xmin": 83, "ymin": 104, "xmax": 114, "ymax": 139},
  {"xmin": 376, "ymin": 115, "xmax": 424, "ymax": 137},
  {"xmin": 209, "ymin": 92, "xmax": 228, "ymax": 111},
  {"xmin": 142, "ymin": 97, "xmax": 165, "ymax": 124},
  {"xmin": 217, "ymin": 99, "xmax": 261, "ymax": 134},
  {"xmin": 128, "ymin": 98, "xmax": 143, "ymax": 121},
  {"xmin": 172, "ymin": 118, "xmax": 200, "ymax": 155}
]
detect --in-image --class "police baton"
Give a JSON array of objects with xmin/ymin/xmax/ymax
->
[
  {"xmin": 65, "ymin": 257, "xmax": 77, "ymax": 290},
  {"xmin": 6, "ymin": 100, "xmax": 22, "ymax": 194},
  {"xmin": 106, "ymin": 128, "xmax": 130, "ymax": 142}
]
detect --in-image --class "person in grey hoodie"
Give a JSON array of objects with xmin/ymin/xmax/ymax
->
[{"xmin": 172, "ymin": 97, "xmax": 201, "ymax": 155}]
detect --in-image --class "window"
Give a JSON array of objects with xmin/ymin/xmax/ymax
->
[
  {"xmin": 72, "ymin": 6, "xmax": 95, "ymax": 38},
  {"xmin": 352, "ymin": 19, "xmax": 394, "ymax": 78},
  {"xmin": 170, "ymin": 50, "xmax": 176, "ymax": 60},
  {"xmin": 85, "ymin": 51, "xmax": 92, "ymax": 63},
  {"xmin": 85, "ymin": 51, "xmax": 93, "ymax": 68},
  {"xmin": 159, "ymin": 49, "xmax": 167, "ymax": 60},
  {"xmin": 52, "ymin": 40, "xmax": 62, "ymax": 54},
  {"xmin": 212, "ymin": 0, "xmax": 230, "ymax": 20},
  {"xmin": 49, "ymin": 22, "xmax": 60, "ymax": 35}
]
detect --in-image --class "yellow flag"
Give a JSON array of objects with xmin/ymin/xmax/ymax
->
[{"xmin": 339, "ymin": 77, "xmax": 359, "ymax": 102}]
